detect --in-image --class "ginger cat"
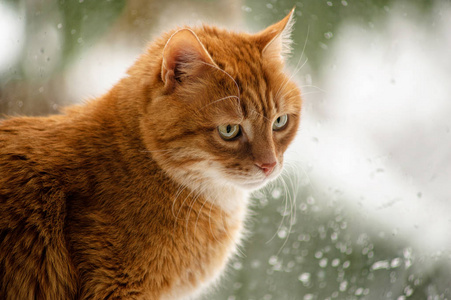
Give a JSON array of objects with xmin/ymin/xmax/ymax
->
[{"xmin": 0, "ymin": 9, "xmax": 301, "ymax": 300}]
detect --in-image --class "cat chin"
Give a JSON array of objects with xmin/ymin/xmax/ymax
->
[{"xmin": 234, "ymin": 171, "xmax": 283, "ymax": 191}]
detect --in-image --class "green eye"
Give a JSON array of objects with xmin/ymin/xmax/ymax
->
[
  {"xmin": 273, "ymin": 114, "xmax": 288, "ymax": 130},
  {"xmin": 218, "ymin": 124, "xmax": 240, "ymax": 140}
]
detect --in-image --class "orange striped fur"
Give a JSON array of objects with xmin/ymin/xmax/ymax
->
[{"xmin": 0, "ymin": 9, "xmax": 301, "ymax": 299}]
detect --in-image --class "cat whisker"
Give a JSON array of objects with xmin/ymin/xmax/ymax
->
[
  {"xmin": 298, "ymin": 84, "xmax": 328, "ymax": 93},
  {"xmin": 299, "ymin": 90, "xmax": 324, "ymax": 97},
  {"xmin": 172, "ymin": 183, "xmax": 190, "ymax": 224},
  {"xmin": 274, "ymin": 175, "xmax": 291, "ymax": 255},
  {"xmin": 276, "ymin": 169, "xmax": 298, "ymax": 256},
  {"xmin": 207, "ymin": 194, "xmax": 226, "ymax": 247},
  {"xmin": 185, "ymin": 183, "xmax": 209, "ymax": 239},
  {"xmin": 173, "ymin": 179, "xmax": 199, "ymax": 228},
  {"xmin": 215, "ymin": 197, "xmax": 247, "ymax": 258},
  {"xmin": 248, "ymin": 108, "xmax": 271, "ymax": 122},
  {"xmin": 289, "ymin": 159, "xmax": 317, "ymax": 196},
  {"xmin": 266, "ymin": 176, "xmax": 290, "ymax": 245},
  {"xmin": 263, "ymin": 165, "xmax": 301, "ymax": 254},
  {"xmin": 275, "ymin": 26, "xmax": 310, "ymax": 100},
  {"xmin": 193, "ymin": 188, "xmax": 211, "ymax": 239},
  {"xmin": 275, "ymin": 57, "xmax": 309, "ymax": 101},
  {"xmin": 197, "ymin": 60, "xmax": 246, "ymax": 119},
  {"xmin": 197, "ymin": 95, "xmax": 240, "ymax": 112},
  {"xmin": 191, "ymin": 188, "xmax": 247, "ymax": 258},
  {"xmin": 289, "ymin": 25, "xmax": 310, "ymax": 77},
  {"xmin": 296, "ymin": 25, "xmax": 310, "ymax": 71},
  {"xmin": 172, "ymin": 181, "xmax": 188, "ymax": 208},
  {"xmin": 280, "ymin": 159, "xmax": 321, "ymax": 255},
  {"xmin": 197, "ymin": 61, "xmax": 241, "ymax": 101}
]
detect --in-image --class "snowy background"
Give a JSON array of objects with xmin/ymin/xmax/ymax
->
[{"xmin": 1, "ymin": 0, "xmax": 450, "ymax": 299}]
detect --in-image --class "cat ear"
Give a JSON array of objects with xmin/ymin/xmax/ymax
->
[
  {"xmin": 161, "ymin": 28, "xmax": 216, "ymax": 92},
  {"xmin": 255, "ymin": 7, "xmax": 295, "ymax": 63}
]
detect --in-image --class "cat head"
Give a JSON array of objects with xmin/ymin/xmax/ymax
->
[{"xmin": 140, "ymin": 9, "xmax": 301, "ymax": 192}]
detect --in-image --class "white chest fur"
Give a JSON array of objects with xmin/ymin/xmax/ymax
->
[{"xmin": 161, "ymin": 187, "xmax": 249, "ymax": 300}]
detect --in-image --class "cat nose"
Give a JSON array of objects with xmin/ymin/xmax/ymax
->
[{"xmin": 255, "ymin": 161, "xmax": 277, "ymax": 176}]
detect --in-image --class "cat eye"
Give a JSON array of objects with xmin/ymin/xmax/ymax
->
[
  {"xmin": 218, "ymin": 124, "xmax": 241, "ymax": 140},
  {"xmin": 272, "ymin": 114, "xmax": 288, "ymax": 131}
]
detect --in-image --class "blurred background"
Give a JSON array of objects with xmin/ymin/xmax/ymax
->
[{"xmin": 1, "ymin": 0, "xmax": 450, "ymax": 299}]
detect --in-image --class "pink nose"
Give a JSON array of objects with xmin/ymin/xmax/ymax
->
[{"xmin": 255, "ymin": 161, "xmax": 277, "ymax": 176}]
